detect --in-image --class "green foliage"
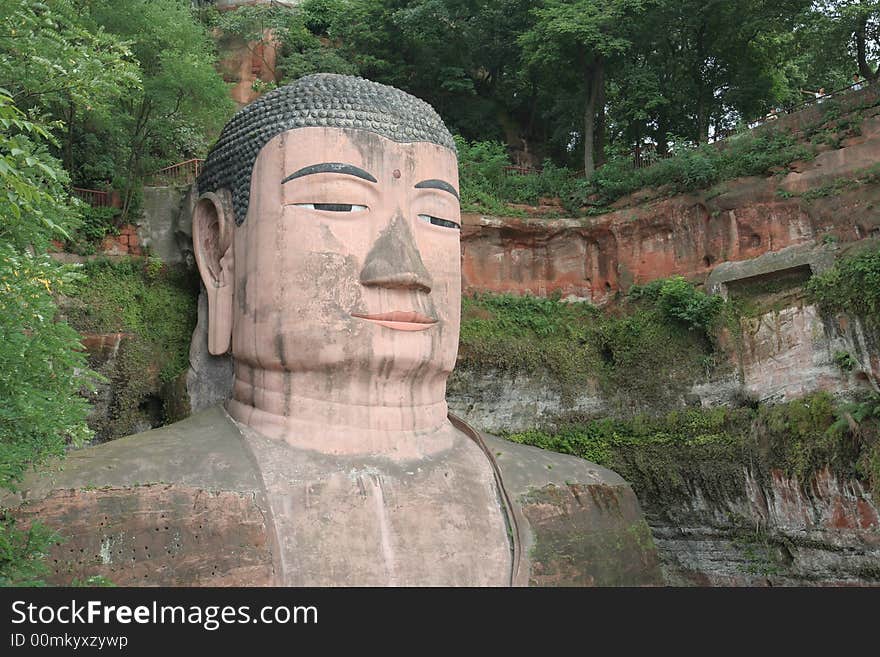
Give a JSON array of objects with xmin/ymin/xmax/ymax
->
[
  {"xmin": 65, "ymin": 205, "xmax": 119, "ymax": 256},
  {"xmin": 0, "ymin": 0, "xmax": 140, "ymax": 193},
  {"xmin": 65, "ymin": 258, "xmax": 198, "ymax": 440},
  {"xmin": 0, "ymin": 515, "xmax": 59, "ymax": 586},
  {"xmin": 0, "ymin": 96, "xmax": 74, "ymax": 248},
  {"xmin": 806, "ymin": 245, "xmax": 880, "ymax": 319},
  {"xmin": 0, "ymin": 0, "xmax": 234, "ymax": 207},
  {"xmin": 518, "ymin": 0, "xmax": 646, "ymax": 171},
  {"xmin": 0, "ymin": 0, "xmax": 140, "ymax": 126},
  {"xmin": 11, "ymin": 0, "xmax": 850, "ymax": 195},
  {"xmin": 790, "ymin": 1, "xmax": 880, "ymax": 96},
  {"xmin": 0, "ymin": 93, "xmax": 95, "ymax": 585},
  {"xmin": 507, "ymin": 405, "xmax": 755, "ymax": 509},
  {"xmin": 68, "ymin": 258, "xmax": 198, "ymax": 384},
  {"xmin": 462, "ymin": 291, "xmax": 595, "ymax": 340},
  {"xmin": 455, "ymin": 136, "xmax": 578, "ymax": 214},
  {"xmin": 758, "ymin": 392, "xmax": 880, "ymax": 501},
  {"xmin": 209, "ymin": 1, "xmax": 358, "ymax": 84},
  {"xmin": 75, "ymin": 206, "xmax": 118, "ymax": 243},
  {"xmin": 458, "ymin": 294, "xmax": 598, "ymax": 393},
  {"xmin": 832, "ymin": 394, "xmax": 880, "ymax": 497},
  {"xmin": 454, "ymin": 137, "xmax": 514, "ymax": 214},
  {"xmin": 834, "ymin": 350, "xmax": 856, "ymax": 371},
  {"xmin": 85, "ymin": 1, "xmax": 235, "ymax": 196},
  {"xmin": 456, "ymin": 289, "xmax": 714, "ymax": 412},
  {"xmin": 628, "ymin": 276, "xmax": 725, "ymax": 332},
  {"xmin": 579, "ymin": 131, "xmax": 814, "ymax": 208},
  {"xmin": 0, "ymin": 94, "xmax": 94, "ymax": 489},
  {"xmin": 455, "ymin": 125, "xmax": 820, "ymax": 216},
  {"xmin": 506, "ymin": 391, "xmax": 880, "ymax": 508},
  {"xmin": 510, "ymin": 405, "xmax": 744, "ymax": 463},
  {"xmin": 795, "ymin": 163, "xmax": 880, "ymax": 200}
]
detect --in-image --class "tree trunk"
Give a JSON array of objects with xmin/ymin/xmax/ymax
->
[
  {"xmin": 696, "ymin": 92, "xmax": 710, "ymax": 144},
  {"xmin": 63, "ymin": 100, "xmax": 74, "ymax": 176},
  {"xmin": 583, "ymin": 56, "xmax": 604, "ymax": 177},
  {"xmin": 656, "ymin": 113, "xmax": 669, "ymax": 156},
  {"xmin": 856, "ymin": 13, "xmax": 879, "ymax": 82},
  {"xmin": 594, "ymin": 63, "xmax": 606, "ymax": 169},
  {"xmin": 694, "ymin": 19, "xmax": 710, "ymax": 143},
  {"xmin": 121, "ymin": 99, "xmax": 151, "ymax": 221}
]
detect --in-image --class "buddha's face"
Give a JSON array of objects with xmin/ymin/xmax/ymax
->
[{"xmin": 227, "ymin": 127, "xmax": 462, "ymax": 393}]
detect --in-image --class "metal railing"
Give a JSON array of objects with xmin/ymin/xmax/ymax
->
[
  {"xmin": 632, "ymin": 146, "xmax": 674, "ymax": 170},
  {"xmin": 146, "ymin": 158, "xmax": 204, "ymax": 186},
  {"xmin": 503, "ymin": 165, "xmax": 542, "ymax": 176},
  {"xmin": 749, "ymin": 79, "xmax": 869, "ymax": 128},
  {"xmin": 71, "ymin": 187, "xmax": 112, "ymax": 207}
]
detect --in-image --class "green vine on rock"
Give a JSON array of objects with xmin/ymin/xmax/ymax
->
[
  {"xmin": 806, "ymin": 244, "xmax": 880, "ymax": 320},
  {"xmin": 65, "ymin": 257, "xmax": 199, "ymax": 440},
  {"xmin": 505, "ymin": 391, "xmax": 880, "ymax": 510},
  {"xmin": 456, "ymin": 283, "xmax": 725, "ymax": 414}
]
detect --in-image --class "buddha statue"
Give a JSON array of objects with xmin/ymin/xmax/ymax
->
[{"xmin": 7, "ymin": 75, "xmax": 662, "ymax": 586}]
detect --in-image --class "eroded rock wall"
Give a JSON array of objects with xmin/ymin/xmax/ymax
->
[
  {"xmin": 649, "ymin": 467, "xmax": 880, "ymax": 586},
  {"xmin": 460, "ymin": 97, "xmax": 880, "ymax": 303}
]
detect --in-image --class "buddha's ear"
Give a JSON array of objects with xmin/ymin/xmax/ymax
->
[{"xmin": 193, "ymin": 191, "xmax": 235, "ymax": 355}]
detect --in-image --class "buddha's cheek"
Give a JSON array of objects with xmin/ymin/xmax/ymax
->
[{"xmin": 233, "ymin": 250, "xmax": 366, "ymax": 371}]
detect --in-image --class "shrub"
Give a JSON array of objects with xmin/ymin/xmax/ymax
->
[
  {"xmin": 629, "ymin": 276, "xmax": 724, "ymax": 332},
  {"xmin": 66, "ymin": 204, "xmax": 119, "ymax": 254},
  {"xmin": 455, "ymin": 136, "xmax": 577, "ymax": 214},
  {"xmin": 585, "ymin": 131, "xmax": 813, "ymax": 207},
  {"xmin": 455, "ymin": 127, "xmax": 815, "ymax": 216},
  {"xmin": 68, "ymin": 257, "xmax": 198, "ymax": 384},
  {"xmin": 506, "ymin": 392, "xmax": 880, "ymax": 506},
  {"xmin": 807, "ymin": 246, "xmax": 880, "ymax": 320},
  {"xmin": 456, "ymin": 290, "xmax": 713, "ymax": 413},
  {"xmin": 0, "ymin": 93, "xmax": 95, "ymax": 584}
]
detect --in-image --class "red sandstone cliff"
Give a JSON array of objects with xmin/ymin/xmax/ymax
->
[{"xmin": 461, "ymin": 99, "xmax": 880, "ymax": 303}]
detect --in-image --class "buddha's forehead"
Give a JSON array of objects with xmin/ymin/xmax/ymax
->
[{"xmin": 256, "ymin": 126, "xmax": 459, "ymax": 182}]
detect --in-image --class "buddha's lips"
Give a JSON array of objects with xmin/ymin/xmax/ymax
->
[{"xmin": 351, "ymin": 311, "xmax": 437, "ymax": 331}]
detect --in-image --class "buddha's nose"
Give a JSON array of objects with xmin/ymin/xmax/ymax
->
[{"xmin": 359, "ymin": 213, "xmax": 433, "ymax": 293}]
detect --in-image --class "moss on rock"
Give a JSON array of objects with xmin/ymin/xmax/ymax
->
[{"xmin": 63, "ymin": 257, "xmax": 198, "ymax": 440}]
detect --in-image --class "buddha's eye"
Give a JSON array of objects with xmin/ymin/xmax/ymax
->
[
  {"xmin": 294, "ymin": 203, "xmax": 368, "ymax": 212},
  {"xmin": 418, "ymin": 214, "xmax": 460, "ymax": 230}
]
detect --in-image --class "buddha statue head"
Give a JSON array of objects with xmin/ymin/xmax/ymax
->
[{"xmin": 193, "ymin": 74, "xmax": 462, "ymax": 455}]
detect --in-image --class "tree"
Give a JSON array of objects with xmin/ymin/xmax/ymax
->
[
  {"xmin": 804, "ymin": 1, "xmax": 880, "ymax": 84},
  {"xmin": 0, "ymin": 91, "xmax": 95, "ymax": 584},
  {"xmin": 85, "ymin": 0, "xmax": 235, "ymax": 214},
  {"xmin": 519, "ymin": 0, "xmax": 648, "ymax": 175},
  {"xmin": 208, "ymin": 1, "xmax": 358, "ymax": 87},
  {"xmin": 853, "ymin": 0, "xmax": 880, "ymax": 80},
  {"xmin": 0, "ymin": 0, "xmax": 140, "ymax": 174},
  {"xmin": 601, "ymin": 0, "xmax": 810, "ymax": 152}
]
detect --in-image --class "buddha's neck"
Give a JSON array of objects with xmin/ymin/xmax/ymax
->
[{"xmin": 226, "ymin": 362, "xmax": 454, "ymax": 457}]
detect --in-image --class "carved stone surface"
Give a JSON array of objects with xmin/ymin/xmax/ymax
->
[
  {"xmin": 10, "ymin": 75, "xmax": 660, "ymax": 587},
  {"xmin": 15, "ymin": 486, "xmax": 274, "ymax": 586},
  {"xmin": 483, "ymin": 435, "xmax": 664, "ymax": 586},
  {"xmin": 5, "ymin": 406, "xmax": 277, "ymax": 586},
  {"xmin": 8, "ymin": 406, "xmax": 659, "ymax": 587},
  {"xmin": 198, "ymin": 74, "xmax": 456, "ymax": 225}
]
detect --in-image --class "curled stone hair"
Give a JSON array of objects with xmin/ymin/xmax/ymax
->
[{"xmin": 197, "ymin": 73, "xmax": 456, "ymax": 226}]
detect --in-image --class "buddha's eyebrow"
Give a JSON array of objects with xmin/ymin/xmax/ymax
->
[
  {"xmin": 414, "ymin": 179, "xmax": 459, "ymax": 200},
  {"xmin": 281, "ymin": 162, "xmax": 377, "ymax": 184}
]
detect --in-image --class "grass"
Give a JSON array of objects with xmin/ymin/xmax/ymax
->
[{"xmin": 456, "ymin": 284, "xmax": 720, "ymax": 414}]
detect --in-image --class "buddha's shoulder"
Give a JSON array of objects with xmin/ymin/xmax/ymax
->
[
  {"xmin": 482, "ymin": 433, "xmax": 627, "ymax": 494},
  {"xmin": 455, "ymin": 420, "xmax": 664, "ymax": 586},
  {"xmin": 5, "ymin": 405, "xmax": 262, "ymax": 505},
  {"xmin": 5, "ymin": 406, "xmax": 277, "ymax": 586}
]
